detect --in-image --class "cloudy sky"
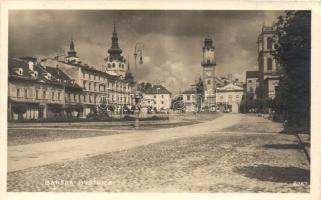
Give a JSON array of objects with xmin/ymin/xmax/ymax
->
[{"xmin": 9, "ymin": 10, "xmax": 284, "ymax": 93}]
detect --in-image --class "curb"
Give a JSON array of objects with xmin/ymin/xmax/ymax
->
[{"xmin": 295, "ymin": 134, "xmax": 310, "ymax": 164}]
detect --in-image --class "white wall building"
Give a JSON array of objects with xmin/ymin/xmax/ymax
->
[{"xmin": 216, "ymin": 83, "xmax": 244, "ymax": 113}]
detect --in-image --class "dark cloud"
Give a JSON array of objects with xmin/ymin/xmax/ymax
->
[{"xmin": 9, "ymin": 10, "xmax": 284, "ymax": 93}]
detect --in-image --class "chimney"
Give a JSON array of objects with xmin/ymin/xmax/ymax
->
[{"xmin": 28, "ymin": 61, "xmax": 34, "ymax": 71}]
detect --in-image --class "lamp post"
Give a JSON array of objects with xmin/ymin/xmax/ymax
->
[{"xmin": 134, "ymin": 42, "xmax": 144, "ymax": 70}]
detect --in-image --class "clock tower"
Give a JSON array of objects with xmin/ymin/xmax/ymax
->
[{"xmin": 201, "ymin": 36, "xmax": 216, "ymax": 109}]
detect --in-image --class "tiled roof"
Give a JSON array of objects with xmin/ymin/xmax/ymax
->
[
  {"xmin": 182, "ymin": 89, "xmax": 196, "ymax": 94},
  {"xmin": 143, "ymin": 85, "xmax": 171, "ymax": 95},
  {"xmin": 8, "ymin": 58, "xmax": 82, "ymax": 90},
  {"xmin": 58, "ymin": 60, "xmax": 131, "ymax": 83}
]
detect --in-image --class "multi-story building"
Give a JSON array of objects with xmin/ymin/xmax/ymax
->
[
  {"xmin": 8, "ymin": 24, "xmax": 136, "ymax": 120},
  {"xmin": 141, "ymin": 84, "xmax": 171, "ymax": 112},
  {"xmin": 216, "ymin": 83, "xmax": 244, "ymax": 113},
  {"xmin": 8, "ymin": 57, "xmax": 83, "ymax": 120},
  {"xmin": 245, "ymin": 70, "xmax": 259, "ymax": 100},
  {"xmin": 180, "ymin": 89, "xmax": 199, "ymax": 112},
  {"xmin": 257, "ymin": 25, "xmax": 281, "ymax": 99}
]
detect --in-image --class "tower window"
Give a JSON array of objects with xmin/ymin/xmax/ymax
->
[
  {"xmin": 112, "ymin": 63, "xmax": 115, "ymax": 68},
  {"xmin": 267, "ymin": 58, "xmax": 273, "ymax": 71},
  {"xmin": 267, "ymin": 37, "xmax": 273, "ymax": 50},
  {"xmin": 108, "ymin": 64, "xmax": 111, "ymax": 68},
  {"xmin": 207, "ymin": 80, "xmax": 211, "ymax": 85}
]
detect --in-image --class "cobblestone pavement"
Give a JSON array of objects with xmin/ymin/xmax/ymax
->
[{"xmin": 7, "ymin": 114, "xmax": 309, "ymax": 192}]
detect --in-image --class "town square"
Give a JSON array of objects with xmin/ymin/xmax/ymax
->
[{"xmin": 6, "ymin": 10, "xmax": 311, "ymax": 193}]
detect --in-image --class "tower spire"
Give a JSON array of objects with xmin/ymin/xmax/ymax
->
[
  {"xmin": 107, "ymin": 23, "xmax": 122, "ymax": 60},
  {"xmin": 66, "ymin": 36, "xmax": 79, "ymax": 63}
]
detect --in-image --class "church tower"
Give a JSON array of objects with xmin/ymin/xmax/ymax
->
[
  {"xmin": 66, "ymin": 38, "xmax": 80, "ymax": 63},
  {"xmin": 104, "ymin": 24, "xmax": 126, "ymax": 78},
  {"xmin": 201, "ymin": 36, "xmax": 216, "ymax": 109}
]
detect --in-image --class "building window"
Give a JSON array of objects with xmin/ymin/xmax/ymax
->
[
  {"xmin": 43, "ymin": 91, "xmax": 46, "ymax": 99},
  {"xmin": 267, "ymin": 58, "xmax": 273, "ymax": 71},
  {"xmin": 36, "ymin": 90, "xmax": 39, "ymax": 99},
  {"xmin": 89, "ymin": 83, "xmax": 92, "ymax": 91},
  {"xmin": 154, "ymin": 95, "xmax": 156, "ymax": 99},
  {"xmin": 112, "ymin": 63, "xmax": 115, "ymax": 68},
  {"xmin": 248, "ymin": 80, "xmax": 252, "ymax": 83},
  {"xmin": 249, "ymin": 87, "xmax": 254, "ymax": 93},
  {"xmin": 161, "ymin": 95, "xmax": 164, "ymax": 98},
  {"xmin": 108, "ymin": 63, "xmax": 111, "ymax": 68},
  {"xmin": 24, "ymin": 89, "xmax": 28, "ymax": 98},
  {"xmin": 267, "ymin": 37, "xmax": 273, "ymax": 50},
  {"xmin": 51, "ymin": 91, "xmax": 55, "ymax": 100},
  {"xmin": 16, "ymin": 88, "xmax": 20, "ymax": 97},
  {"xmin": 161, "ymin": 101, "xmax": 164, "ymax": 104},
  {"xmin": 207, "ymin": 80, "xmax": 211, "ymax": 85},
  {"xmin": 58, "ymin": 92, "xmax": 61, "ymax": 100},
  {"xmin": 187, "ymin": 95, "xmax": 190, "ymax": 100}
]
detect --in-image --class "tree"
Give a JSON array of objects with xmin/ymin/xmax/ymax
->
[{"xmin": 273, "ymin": 11, "xmax": 311, "ymax": 127}]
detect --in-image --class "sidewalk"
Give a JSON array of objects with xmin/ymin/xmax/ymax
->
[
  {"xmin": 297, "ymin": 133, "xmax": 310, "ymax": 162},
  {"xmin": 8, "ymin": 114, "xmax": 241, "ymax": 172}
]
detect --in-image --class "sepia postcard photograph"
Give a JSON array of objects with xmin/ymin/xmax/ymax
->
[{"xmin": 0, "ymin": 1, "xmax": 320, "ymax": 200}]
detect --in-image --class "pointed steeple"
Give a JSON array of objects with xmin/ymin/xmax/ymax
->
[
  {"xmin": 108, "ymin": 23, "xmax": 123, "ymax": 60},
  {"xmin": 70, "ymin": 38, "xmax": 75, "ymax": 51},
  {"xmin": 66, "ymin": 37, "xmax": 80, "ymax": 63},
  {"xmin": 125, "ymin": 54, "xmax": 134, "ymax": 83},
  {"xmin": 67, "ymin": 37, "xmax": 77, "ymax": 58}
]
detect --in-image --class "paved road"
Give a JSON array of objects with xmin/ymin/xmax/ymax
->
[
  {"xmin": 8, "ymin": 114, "xmax": 309, "ymax": 192},
  {"xmin": 8, "ymin": 113, "xmax": 241, "ymax": 172}
]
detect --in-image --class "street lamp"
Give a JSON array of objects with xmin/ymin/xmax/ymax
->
[{"xmin": 134, "ymin": 42, "xmax": 144, "ymax": 70}]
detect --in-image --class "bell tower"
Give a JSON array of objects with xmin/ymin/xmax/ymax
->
[
  {"xmin": 201, "ymin": 36, "xmax": 216, "ymax": 109},
  {"xmin": 66, "ymin": 38, "xmax": 80, "ymax": 63},
  {"xmin": 104, "ymin": 24, "xmax": 126, "ymax": 78}
]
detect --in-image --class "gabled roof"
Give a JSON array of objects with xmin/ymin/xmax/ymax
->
[
  {"xmin": 143, "ymin": 85, "xmax": 171, "ymax": 95},
  {"xmin": 182, "ymin": 89, "xmax": 196, "ymax": 95},
  {"xmin": 217, "ymin": 83, "xmax": 244, "ymax": 91}
]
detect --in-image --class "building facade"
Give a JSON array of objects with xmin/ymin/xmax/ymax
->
[
  {"xmin": 141, "ymin": 85, "xmax": 171, "ymax": 112},
  {"xmin": 8, "ymin": 25, "xmax": 136, "ymax": 121},
  {"xmin": 216, "ymin": 83, "xmax": 244, "ymax": 113},
  {"xmin": 257, "ymin": 25, "xmax": 281, "ymax": 99},
  {"xmin": 180, "ymin": 89, "xmax": 200, "ymax": 112},
  {"xmin": 246, "ymin": 70, "xmax": 259, "ymax": 100},
  {"xmin": 8, "ymin": 57, "xmax": 83, "ymax": 120}
]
